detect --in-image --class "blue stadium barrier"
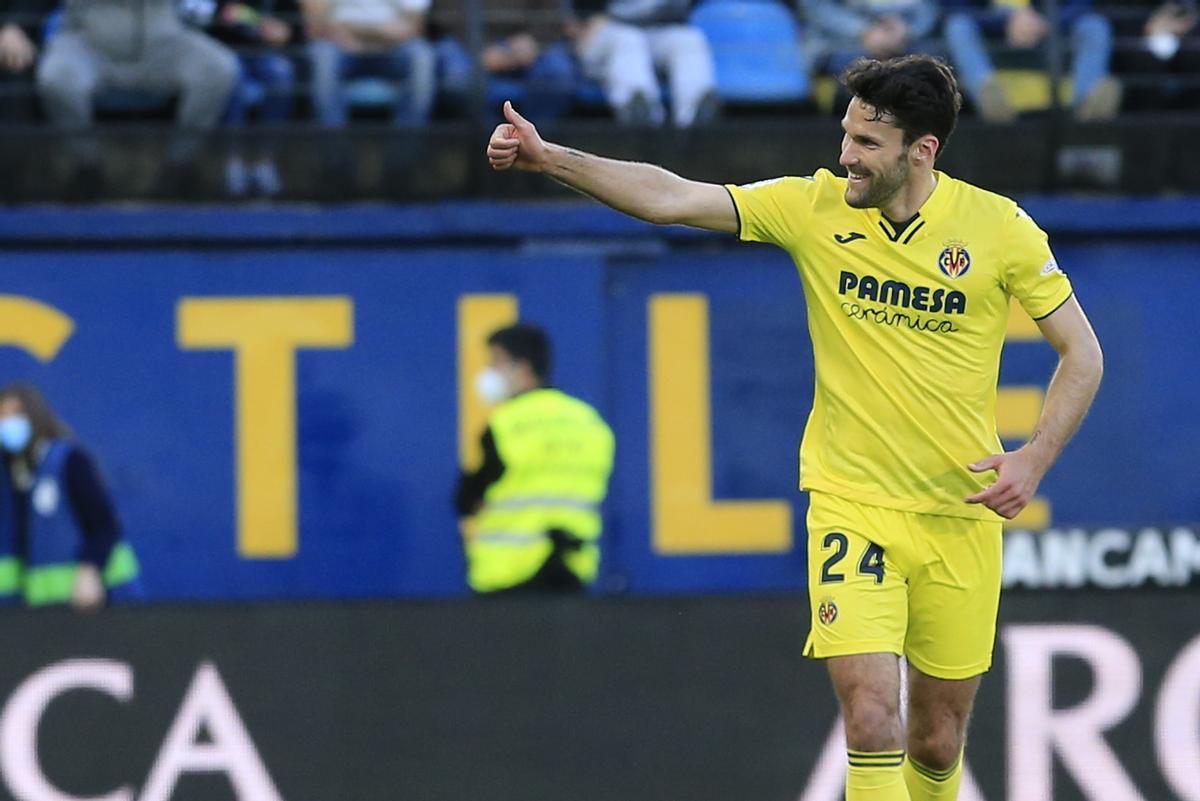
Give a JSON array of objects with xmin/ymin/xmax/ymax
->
[
  {"xmin": 0, "ymin": 196, "xmax": 1197, "ymax": 243},
  {"xmin": 0, "ymin": 200, "xmax": 1197, "ymax": 600}
]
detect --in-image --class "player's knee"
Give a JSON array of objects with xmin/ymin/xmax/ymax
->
[
  {"xmin": 842, "ymin": 695, "xmax": 902, "ymax": 752},
  {"xmin": 907, "ymin": 729, "xmax": 963, "ymax": 772}
]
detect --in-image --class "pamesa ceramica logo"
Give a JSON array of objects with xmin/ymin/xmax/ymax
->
[{"xmin": 838, "ymin": 269, "xmax": 967, "ymax": 334}]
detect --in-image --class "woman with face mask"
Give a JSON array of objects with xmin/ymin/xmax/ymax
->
[{"xmin": 0, "ymin": 382, "xmax": 140, "ymax": 610}]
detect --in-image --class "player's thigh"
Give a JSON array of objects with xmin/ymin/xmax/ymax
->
[
  {"xmin": 805, "ymin": 493, "xmax": 909, "ymax": 659},
  {"xmin": 906, "ymin": 662, "xmax": 981, "ymax": 762},
  {"xmin": 904, "ymin": 517, "xmax": 1002, "ymax": 680},
  {"xmin": 828, "ymin": 652, "xmax": 906, "ymax": 752}
]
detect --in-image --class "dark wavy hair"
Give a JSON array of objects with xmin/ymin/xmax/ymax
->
[
  {"xmin": 489, "ymin": 323, "xmax": 551, "ymax": 381},
  {"xmin": 0, "ymin": 381, "xmax": 72, "ymax": 458},
  {"xmin": 841, "ymin": 55, "xmax": 963, "ymax": 157}
]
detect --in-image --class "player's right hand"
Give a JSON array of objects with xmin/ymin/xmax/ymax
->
[{"xmin": 487, "ymin": 101, "xmax": 547, "ymax": 172}]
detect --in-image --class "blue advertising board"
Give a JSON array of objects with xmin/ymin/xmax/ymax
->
[{"xmin": 0, "ymin": 205, "xmax": 1197, "ymax": 599}]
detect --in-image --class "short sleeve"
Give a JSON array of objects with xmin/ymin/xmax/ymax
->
[
  {"xmin": 724, "ymin": 175, "xmax": 817, "ymax": 249},
  {"xmin": 1002, "ymin": 205, "xmax": 1074, "ymax": 320}
]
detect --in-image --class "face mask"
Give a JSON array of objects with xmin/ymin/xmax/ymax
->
[
  {"xmin": 0, "ymin": 415, "xmax": 32, "ymax": 453},
  {"xmin": 1147, "ymin": 31, "xmax": 1181, "ymax": 61},
  {"xmin": 475, "ymin": 367, "xmax": 512, "ymax": 404}
]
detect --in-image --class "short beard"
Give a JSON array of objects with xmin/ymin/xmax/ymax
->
[{"xmin": 846, "ymin": 154, "xmax": 910, "ymax": 210}]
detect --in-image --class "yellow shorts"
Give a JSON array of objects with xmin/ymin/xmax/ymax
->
[{"xmin": 803, "ymin": 491, "xmax": 1003, "ymax": 680}]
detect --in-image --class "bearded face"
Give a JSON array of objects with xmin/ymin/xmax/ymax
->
[
  {"xmin": 839, "ymin": 97, "xmax": 918, "ymax": 211},
  {"xmin": 843, "ymin": 148, "xmax": 911, "ymax": 210}
]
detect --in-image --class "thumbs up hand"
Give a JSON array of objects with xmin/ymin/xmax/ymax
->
[{"xmin": 486, "ymin": 101, "xmax": 550, "ymax": 172}]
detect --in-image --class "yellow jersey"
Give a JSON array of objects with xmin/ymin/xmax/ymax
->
[{"xmin": 726, "ymin": 169, "xmax": 1073, "ymax": 521}]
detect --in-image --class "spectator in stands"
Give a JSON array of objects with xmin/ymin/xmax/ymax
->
[
  {"xmin": 943, "ymin": 0, "xmax": 1122, "ymax": 122},
  {"xmin": 435, "ymin": 0, "xmax": 577, "ymax": 122},
  {"xmin": 570, "ymin": 0, "xmax": 720, "ymax": 127},
  {"xmin": 302, "ymin": 0, "xmax": 436, "ymax": 127},
  {"xmin": 187, "ymin": 0, "xmax": 302, "ymax": 197},
  {"xmin": 1144, "ymin": 0, "xmax": 1197, "ymax": 60},
  {"xmin": 456, "ymin": 323, "xmax": 614, "ymax": 596},
  {"xmin": 0, "ymin": 0, "xmax": 55, "ymax": 121},
  {"xmin": 0, "ymin": 382, "xmax": 140, "ymax": 610},
  {"xmin": 35, "ymin": 0, "xmax": 239, "ymax": 197},
  {"xmin": 0, "ymin": 1, "xmax": 55, "ymax": 202},
  {"xmin": 1124, "ymin": 0, "xmax": 1199, "ymax": 107},
  {"xmin": 799, "ymin": 0, "xmax": 941, "ymax": 77}
]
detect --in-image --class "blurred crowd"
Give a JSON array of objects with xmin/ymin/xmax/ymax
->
[{"xmin": 0, "ymin": 0, "xmax": 1195, "ymax": 196}]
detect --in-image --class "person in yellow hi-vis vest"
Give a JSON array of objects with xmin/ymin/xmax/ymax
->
[{"xmin": 456, "ymin": 323, "xmax": 614, "ymax": 595}]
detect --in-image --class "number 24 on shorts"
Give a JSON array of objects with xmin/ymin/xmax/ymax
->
[{"xmin": 819, "ymin": 532, "xmax": 886, "ymax": 584}]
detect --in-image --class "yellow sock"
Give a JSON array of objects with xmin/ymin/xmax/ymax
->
[
  {"xmin": 846, "ymin": 750, "xmax": 910, "ymax": 801},
  {"xmin": 902, "ymin": 754, "xmax": 963, "ymax": 801}
]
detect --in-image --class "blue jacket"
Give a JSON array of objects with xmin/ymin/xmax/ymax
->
[
  {"xmin": 0, "ymin": 460, "xmax": 17, "ymax": 600},
  {"xmin": 27, "ymin": 441, "xmax": 84, "ymax": 569},
  {"xmin": 22, "ymin": 440, "xmax": 139, "ymax": 605}
]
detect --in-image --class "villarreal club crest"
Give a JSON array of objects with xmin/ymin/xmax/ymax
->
[
  {"xmin": 938, "ymin": 242, "xmax": 972, "ymax": 280},
  {"xmin": 817, "ymin": 598, "xmax": 839, "ymax": 626}
]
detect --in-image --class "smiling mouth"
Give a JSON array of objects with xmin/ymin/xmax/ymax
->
[{"xmin": 848, "ymin": 171, "xmax": 870, "ymax": 186}]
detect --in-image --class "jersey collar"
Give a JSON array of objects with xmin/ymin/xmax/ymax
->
[
  {"xmin": 917, "ymin": 170, "xmax": 952, "ymax": 224},
  {"xmin": 866, "ymin": 171, "xmax": 952, "ymax": 245}
]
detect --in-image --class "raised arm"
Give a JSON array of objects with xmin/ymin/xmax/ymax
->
[
  {"xmin": 967, "ymin": 295, "xmax": 1103, "ymax": 518},
  {"xmin": 486, "ymin": 101, "xmax": 738, "ymax": 233}
]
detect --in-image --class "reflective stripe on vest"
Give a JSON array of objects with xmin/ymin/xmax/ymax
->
[
  {"xmin": 484, "ymin": 496, "xmax": 600, "ymax": 513},
  {"xmin": 0, "ymin": 460, "xmax": 16, "ymax": 596},
  {"xmin": 23, "ymin": 441, "xmax": 141, "ymax": 606},
  {"xmin": 468, "ymin": 389, "xmax": 614, "ymax": 592},
  {"xmin": 473, "ymin": 532, "xmax": 552, "ymax": 545},
  {"xmin": 24, "ymin": 541, "xmax": 140, "ymax": 607},
  {"xmin": 0, "ymin": 556, "xmax": 19, "ymax": 597}
]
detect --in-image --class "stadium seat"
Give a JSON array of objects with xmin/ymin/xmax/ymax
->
[
  {"xmin": 813, "ymin": 77, "xmax": 839, "ymax": 113},
  {"xmin": 995, "ymin": 70, "xmax": 1075, "ymax": 111},
  {"xmin": 691, "ymin": 0, "xmax": 809, "ymax": 103}
]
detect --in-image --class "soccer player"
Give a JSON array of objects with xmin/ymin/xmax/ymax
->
[{"xmin": 486, "ymin": 55, "xmax": 1103, "ymax": 801}]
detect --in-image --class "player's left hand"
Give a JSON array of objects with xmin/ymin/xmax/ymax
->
[{"xmin": 965, "ymin": 447, "xmax": 1047, "ymax": 519}]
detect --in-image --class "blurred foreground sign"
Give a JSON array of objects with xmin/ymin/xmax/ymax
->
[
  {"xmin": 0, "ymin": 661, "xmax": 280, "ymax": 801},
  {"xmin": 0, "ymin": 593, "xmax": 1195, "ymax": 801}
]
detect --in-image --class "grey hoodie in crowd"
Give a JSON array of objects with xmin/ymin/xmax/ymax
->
[
  {"xmin": 60, "ymin": 0, "xmax": 190, "ymax": 60},
  {"xmin": 40, "ymin": 0, "xmax": 238, "ymax": 166}
]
